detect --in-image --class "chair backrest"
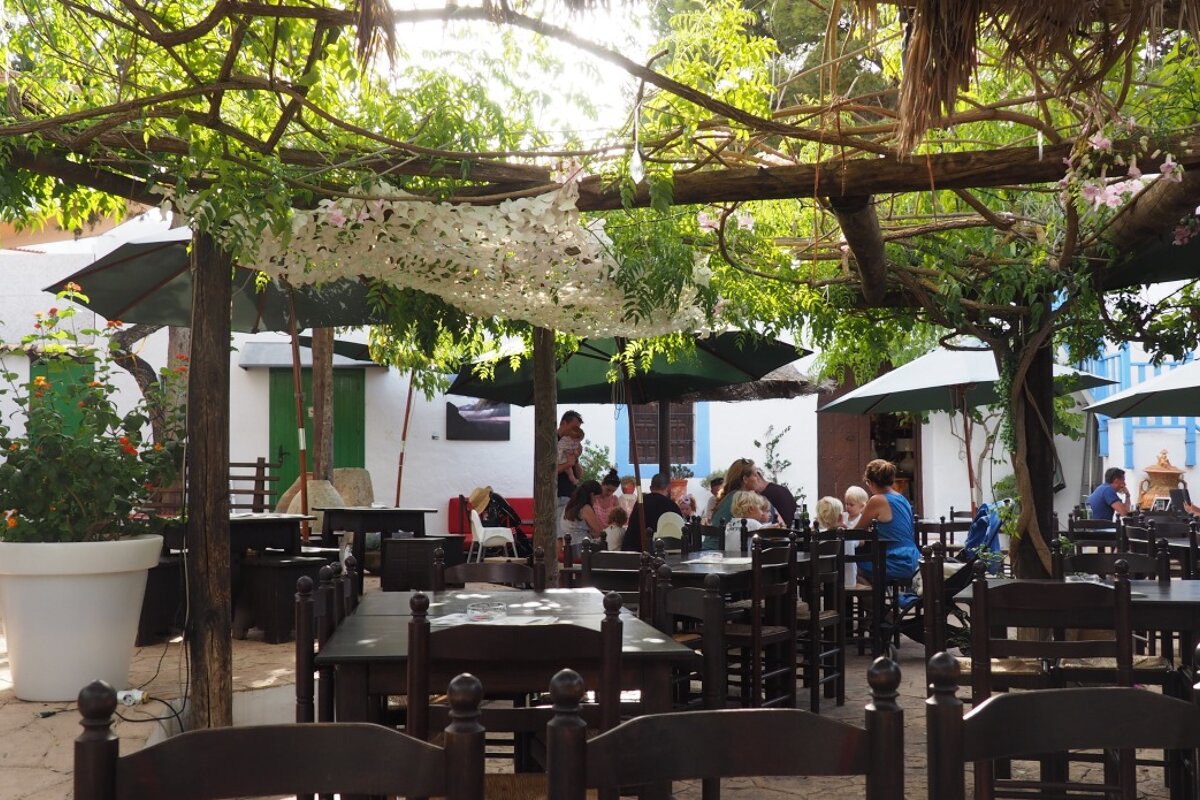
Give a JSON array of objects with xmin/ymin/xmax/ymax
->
[
  {"xmin": 925, "ymin": 651, "xmax": 1200, "ymax": 800},
  {"xmin": 1051, "ymin": 537, "xmax": 1168, "ymax": 582},
  {"xmin": 407, "ymin": 590, "xmax": 624, "ymax": 740},
  {"xmin": 654, "ymin": 512, "xmax": 686, "ymax": 541},
  {"xmin": 801, "ymin": 529, "xmax": 843, "ymax": 617},
  {"xmin": 580, "ymin": 545, "xmax": 648, "ymax": 612},
  {"xmin": 920, "ymin": 544, "xmax": 947, "ymax": 667},
  {"xmin": 652, "ymin": 569, "xmax": 727, "ymax": 709},
  {"xmin": 467, "ymin": 507, "xmax": 486, "ymax": 539},
  {"xmin": 545, "ymin": 659, "xmax": 904, "ymax": 800},
  {"xmin": 841, "ymin": 525, "xmax": 888, "ymax": 655},
  {"xmin": 435, "ymin": 547, "xmax": 546, "ymax": 591},
  {"xmin": 969, "ymin": 561, "xmax": 1132, "ymax": 702},
  {"xmin": 76, "ymin": 676, "xmax": 486, "ymax": 800}
]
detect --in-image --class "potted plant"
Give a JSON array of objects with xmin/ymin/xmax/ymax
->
[
  {"xmin": 669, "ymin": 464, "xmax": 693, "ymax": 501},
  {"xmin": 0, "ymin": 288, "xmax": 185, "ymax": 701}
]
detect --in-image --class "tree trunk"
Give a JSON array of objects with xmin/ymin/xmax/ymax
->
[
  {"xmin": 185, "ymin": 231, "xmax": 233, "ymax": 729},
  {"xmin": 1007, "ymin": 333, "xmax": 1056, "ymax": 578},
  {"xmin": 310, "ymin": 327, "xmax": 335, "ymax": 481},
  {"xmin": 533, "ymin": 327, "xmax": 559, "ymax": 585}
]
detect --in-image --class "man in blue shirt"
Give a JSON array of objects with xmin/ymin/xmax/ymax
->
[{"xmin": 1087, "ymin": 468, "xmax": 1131, "ymax": 521}]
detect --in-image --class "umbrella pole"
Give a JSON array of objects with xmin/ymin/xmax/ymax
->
[
  {"xmin": 960, "ymin": 395, "xmax": 978, "ymax": 515},
  {"xmin": 287, "ymin": 291, "xmax": 311, "ymax": 541},
  {"xmin": 394, "ymin": 369, "xmax": 417, "ymax": 506}
]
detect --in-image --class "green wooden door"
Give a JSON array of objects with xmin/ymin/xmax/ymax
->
[{"xmin": 268, "ymin": 368, "xmax": 366, "ymax": 507}]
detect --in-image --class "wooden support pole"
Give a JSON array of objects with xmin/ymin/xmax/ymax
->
[
  {"xmin": 533, "ymin": 327, "xmax": 559, "ymax": 584},
  {"xmin": 185, "ymin": 231, "xmax": 233, "ymax": 728}
]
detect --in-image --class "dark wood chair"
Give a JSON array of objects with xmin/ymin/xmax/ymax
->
[
  {"xmin": 433, "ymin": 546, "xmax": 546, "ymax": 591},
  {"xmin": 75, "ymin": 674, "xmax": 486, "ymax": 800},
  {"xmin": 796, "ymin": 529, "xmax": 846, "ymax": 712},
  {"xmin": 724, "ymin": 535, "xmax": 798, "ymax": 708},
  {"xmin": 406, "ymin": 590, "xmax": 624, "ymax": 752},
  {"xmin": 295, "ymin": 560, "xmax": 358, "ymax": 724},
  {"xmin": 969, "ymin": 560, "xmax": 1134, "ymax": 705},
  {"xmin": 1067, "ymin": 512, "xmax": 1121, "ymax": 553},
  {"xmin": 545, "ymin": 657, "xmax": 905, "ymax": 800},
  {"xmin": 926, "ymin": 650, "xmax": 1200, "ymax": 800},
  {"xmin": 651, "ymin": 568, "xmax": 727, "ymax": 712},
  {"xmin": 579, "ymin": 544, "xmax": 650, "ymax": 613},
  {"xmin": 843, "ymin": 525, "xmax": 889, "ymax": 657}
]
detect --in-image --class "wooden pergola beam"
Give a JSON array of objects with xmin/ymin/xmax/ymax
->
[
  {"xmin": 828, "ymin": 195, "xmax": 889, "ymax": 305},
  {"xmin": 574, "ymin": 136, "xmax": 1200, "ymax": 210}
]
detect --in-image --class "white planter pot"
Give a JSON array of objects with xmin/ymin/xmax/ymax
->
[{"xmin": 0, "ymin": 535, "xmax": 162, "ymax": 701}]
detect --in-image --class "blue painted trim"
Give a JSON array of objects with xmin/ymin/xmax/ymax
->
[
  {"xmin": 1084, "ymin": 345, "xmax": 1200, "ymax": 467},
  {"xmin": 614, "ymin": 403, "xmax": 710, "ymax": 480}
]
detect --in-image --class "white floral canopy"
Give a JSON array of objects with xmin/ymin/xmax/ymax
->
[{"xmin": 245, "ymin": 181, "xmax": 705, "ymax": 337}]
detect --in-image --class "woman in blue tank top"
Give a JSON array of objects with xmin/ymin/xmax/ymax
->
[{"xmin": 853, "ymin": 459, "xmax": 920, "ymax": 583}]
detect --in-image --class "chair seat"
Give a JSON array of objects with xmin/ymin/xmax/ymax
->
[
  {"xmin": 1059, "ymin": 654, "xmax": 1171, "ymax": 671},
  {"xmin": 725, "ymin": 623, "xmax": 793, "ymax": 644},
  {"xmin": 727, "ymin": 598, "xmax": 753, "ymax": 610},
  {"xmin": 955, "ymin": 656, "xmax": 1044, "ymax": 676},
  {"xmin": 796, "ymin": 608, "xmax": 838, "ymax": 623},
  {"xmin": 672, "ymin": 631, "xmax": 703, "ymax": 646}
]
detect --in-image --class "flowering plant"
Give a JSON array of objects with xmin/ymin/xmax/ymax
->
[{"xmin": 0, "ymin": 288, "xmax": 186, "ymax": 543}]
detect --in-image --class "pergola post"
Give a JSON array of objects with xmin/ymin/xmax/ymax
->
[
  {"xmin": 533, "ymin": 326, "xmax": 559, "ymax": 584},
  {"xmin": 185, "ymin": 231, "xmax": 233, "ymax": 728}
]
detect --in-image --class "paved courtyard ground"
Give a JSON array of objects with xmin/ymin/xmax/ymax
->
[{"xmin": 0, "ymin": 576, "xmax": 1176, "ymax": 799}]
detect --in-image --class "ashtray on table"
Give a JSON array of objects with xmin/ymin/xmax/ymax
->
[{"xmin": 466, "ymin": 602, "xmax": 508, "ymax": 621}]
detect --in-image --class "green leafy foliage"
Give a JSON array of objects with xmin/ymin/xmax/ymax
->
[{"xmin": 0, "ymin": 290, "xmax": 186, "ymax": 542}]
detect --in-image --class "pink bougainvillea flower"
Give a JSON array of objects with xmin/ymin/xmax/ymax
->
[{"xmin": 1088, "ymin": 133, "xmax": 1112, "ymax": 151}]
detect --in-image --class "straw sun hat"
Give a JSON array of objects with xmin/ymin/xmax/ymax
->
[{"xmin": 468, "ymin": 486, "xmax": 493, "ymax": 515}]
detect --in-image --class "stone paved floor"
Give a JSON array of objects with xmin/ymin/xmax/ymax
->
[{"xmin": 0, "ymin": 578, "xmax": 1177, "ymax": 799}]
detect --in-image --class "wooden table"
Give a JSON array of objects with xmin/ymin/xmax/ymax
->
[
  {"xmin": 316, "ymin": 506, "xmax": 438, "ymax": 593},
  {"xmin": 314, "ymin": 588, "xmax": 693, "ymax": 798},
  {"xmin": 956, "ymin": 578, "xmax": 1200, "ymax": 664},
  {"xmin": 355, "ymin": 587, "xmax": 630, "ymax": 616},
  {"xmin": 229, "ymin": 512, "xmax": 313, "ymax": 555},
  {"xmin": 560, "ymin": 550, "xmax": 805, "ymax": 594}
]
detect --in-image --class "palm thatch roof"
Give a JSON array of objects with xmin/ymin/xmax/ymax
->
[
  {"xmin": 673, "ymin": 365, "xmax": 831, "ymax": 404},
  {"xmin": 853, "ymin": 0, "xmax": 1200, "ymax": 151}
]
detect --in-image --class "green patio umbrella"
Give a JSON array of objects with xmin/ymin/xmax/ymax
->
[
  {"xmin": 447, "ymin": 333, "xmax": 806, "ymax": 406},
  {"xmin": 46, "ymin": 227, "xmax": 388, "ymax": 528},
  {"xmin": 449, "ymin": 332, "xmax": 805, "ymax": 538}
]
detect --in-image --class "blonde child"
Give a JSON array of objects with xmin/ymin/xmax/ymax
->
[
  {"xmin": 604, "ymin": 506, "xmax": 628, "ymax": 551},
  {"xmin": 815, "ymin": 495, "xmax": 844, "ymax": 530},
  {"xmin": 842, "ymin": 485, "xmax": 870, "ymax": 586},
  {"xmin": 725, "ymin": 490, "xmax": 769, "ymax": 551}
]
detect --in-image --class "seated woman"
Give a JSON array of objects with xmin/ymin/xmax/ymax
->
[
  {"xmin": 723, "ymin": 490, "xmax": 769, "ymax": 552},
  {"xmin": 591, "ymin": 469, "xmax": 622, "ymax": 528},
  {"xmin": 562, "ymin": 480, "xmax": 605, "ymax": 545},
  {"xmin": 853, "ymin": 459, "xmax": 920, "ymax": 585}
]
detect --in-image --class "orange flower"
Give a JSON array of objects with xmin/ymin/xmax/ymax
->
[
  {"xmin": 106, "ymin": 319, "xmax": 123, "ymax": 328},
  {"xmin": 118, "ymin": 435, "xmax": 129, "ymax": 444},
  {"xmin": 175, "ymin": 354, "xmax": 190, "ymax": 362},
  {"xmin": 47, "ymin": 307, "xmax": 57, "ymax": 316},
  {"xmin": 6, "ymin": 516, "xmax": 16, "ymax": 529},
  {"xmin": 32, "ymin": 375, "xmax": 48, "ymax": 388},
  {"xmin": 88, "ymin": 380, "xmax": 101, "ymax": 388},
  {"xmin": 8, "ymin": 443, "xmax": 17, "ymax": 451},
  {"xmin": 153, "ymin": 442, "xmax": 164, "ymax": 451},
  {"xmin": 64, "ymin": 282, "xmax": 81, "ymax": 292}
]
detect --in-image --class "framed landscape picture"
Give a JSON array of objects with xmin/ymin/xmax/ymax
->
[{"xmin": 446, "ymin": 398, "xmax": 511, "ymax": 441}]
